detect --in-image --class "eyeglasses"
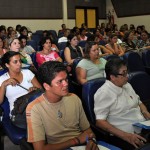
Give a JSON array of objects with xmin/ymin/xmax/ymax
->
[{"xmin": 116, "ymin": 70, "xmax": 128, "ymax": 77}]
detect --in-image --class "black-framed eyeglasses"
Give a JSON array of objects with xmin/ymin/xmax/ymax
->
[{"xmin": 115, "ymin": 70, "xmax": 128, "ymax": 77}]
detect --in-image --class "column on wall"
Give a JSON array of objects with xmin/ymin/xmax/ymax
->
[{"xmin": 62, "ymin": 0, "xmax": 68, "ymax": 27}]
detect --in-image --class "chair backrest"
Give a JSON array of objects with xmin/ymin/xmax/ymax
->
[
  {"xmin": 128, "ymin": 71, "xmax": 150, "ymax": 111},
  {"xmin": 30, "ymin": 52, "xmax": 38, "ymax": 69},
  {"xmin": 142, "ymin": 50, "xmax": 150, "ymax": 67},
  {"xmin": 58, "ymin": 42, "xmax": 67, "ymax": 51},
  {"xmin": 123, "ymin": 52, "xmax": 145, "ymax": 73},
  {"xmin": 71, "ymin": 58, "xmax": 82, "ymax": 82},
  {"xmin": 78, "ymin": 41, "xmax": 86, "ymax": 49},
  {"xmin": 82, "ymin": 78, "xmax": 106, "ymax": 124},
  {"xmin": 31, "ymin": 33, "xmax": 42, "ymax": 45},
  {"xmin": 103, "ymin": 54, "xmax": 119, "ymax": 61},
  {"xmin": 27, "ymin": 40, "xmax": 37, "ymax": 51}
]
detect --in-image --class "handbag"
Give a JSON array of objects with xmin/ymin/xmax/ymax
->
[{"xmin": 11, "ymin": 88, "xmax": 44, "ymax": 129}]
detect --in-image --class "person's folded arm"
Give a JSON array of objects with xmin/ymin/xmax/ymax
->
[{"xmin": 76, "ymin": 67, "xmax": 87, "ymax": 85}]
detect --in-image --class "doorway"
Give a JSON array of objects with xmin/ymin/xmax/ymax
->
[{"xmin": 75, "ymin": 7, "xmax": 98, "ymax": 29}]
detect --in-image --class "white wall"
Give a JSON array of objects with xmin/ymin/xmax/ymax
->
[
  {"xmin": 1, "ymin": 0, "xmax": 150, "ymax": 33},
  {"xmin": 0, "ymin": 19, "xmax": 64, "ymax": 33},
  {"xmin": 106, "ymin": 0, "xmax": 150, "ymax": 32},
  {"xmin": 0, "ymin": 19, "xmax": 76, "ymax": 34}
]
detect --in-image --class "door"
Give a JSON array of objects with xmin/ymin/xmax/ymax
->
[{"xmin": 76, "ymin": 8, "xmax": 97, "ymax": 29}]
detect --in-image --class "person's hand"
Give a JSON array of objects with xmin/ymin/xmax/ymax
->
[
  {"xmin": 28, "ymin": 87, "xmax": 38, "ymax": 92},
  {"xmin": 77, "ymin": 132, "xmax": 95, "ymax": 144},
  {"xmin": 123, "ymin": 132, "xmax": 146, "ymax": 148},
  {"xmin": 3, "ymin": 78, "xmax": 19, "ymax": 87},
  {"xmin": 86, "ymin": 140, "xmax": 99, "ymax": 150}
]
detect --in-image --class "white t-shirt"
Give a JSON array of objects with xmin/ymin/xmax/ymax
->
[
  {"xmin": 58, "ymin": 37, "xmax": 68, "ymax": 43},
  {"xmin": 94, "ymin": 80, "xmax": 145, "ymax": 134},
  {"xmin": 0, "ymin": 69, "xmax": 34, "ymax": 113}
]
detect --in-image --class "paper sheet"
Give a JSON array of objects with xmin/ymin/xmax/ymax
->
[
  {"xmin": 138, "ymin": 120, "xmax": 150, "ymax": 126},
  {"xmin": 70, "ymin": 145, "xmax": 110, "ymax": 150}
]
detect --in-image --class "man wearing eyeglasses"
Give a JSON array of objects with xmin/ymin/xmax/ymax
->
[{"xmin": 94, "ymin": 58, "xmax": 150, "ymax": 150}]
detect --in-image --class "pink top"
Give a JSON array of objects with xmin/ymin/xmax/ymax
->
[{"xmin": 36, "ymin": 51, "xmax": 59, "ymax": 66}]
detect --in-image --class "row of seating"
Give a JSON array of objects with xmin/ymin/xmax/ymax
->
[
  {"xmin": 1, "ymin": 50, "xmax": 150, "ymax": 149},
  {"xmin": 81, "ymin": 71, "xmax": 150, "ymax": 149}
]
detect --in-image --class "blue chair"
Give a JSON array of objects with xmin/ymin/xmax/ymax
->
[
  {"xmin": 142, "ymin": 50, "xmax": 150, "ymax": 67},
  {"xmin": 0, "ymin": 98, "xmax": 33, "ymax": 150},
  {"xmin": 27, "ymin": 40, "xmax": 37, "ymax": 51},
  {"xmin": 30, "ymin": 52, "xmax": 38, "ymax": 69},
  {"xmin": 35, "ymin": 30, "xmax": 43, "ymax": 35},
  {"xmin": 128, "ymin": 71, "xmax": 150, "ymax": 112},
  {"xmin": 82, "ymin": 78, "xmax": 110, "ymax": 141},
  {"xmin": 103, "ymin": 54, "xmax": 119, "ymax": 61},
  {"xmin": 31, "ymin": 33, "xmax": 42, "ymax": 45},
  {"xmin": 123, "ymin": 51, "xmax": 145, "ymax": 73},
  {"xmin": 78, "ymin": 41, "xmax": 86, "ymax": 49},
  {"xmin": 58, "ymin": 42, "xmax": 67, "ymax": 51}
]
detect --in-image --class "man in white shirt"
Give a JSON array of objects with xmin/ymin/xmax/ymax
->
[
  {"xmin": 94, "ymin": 58, "xmax": 150, "ymax": 150},
  {"xmin": 58, "ymin": 29, "xmax": 70, "ymax": 43}
]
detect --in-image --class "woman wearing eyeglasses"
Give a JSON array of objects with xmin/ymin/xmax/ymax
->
[{"xmin": 76, "ymin": 41, "xmax": 107, "ymax": 85}]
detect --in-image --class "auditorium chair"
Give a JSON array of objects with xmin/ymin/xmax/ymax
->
[
  {"xmin": 123, "ymin": 51, "xmax": 145, "ymax": 73},
  {"xmin": 128, "ymin": 71, "xmax": 150, "ymax": 112},
  {"xmin": 81, "ymin": 78, "xmax": 110, "ymax": 141}
]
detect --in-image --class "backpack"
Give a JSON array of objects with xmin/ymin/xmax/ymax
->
[{"xmin": 11, "ymin": 88, "xmax": 44, "ymax": 129}]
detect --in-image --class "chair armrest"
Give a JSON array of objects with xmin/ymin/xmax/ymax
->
[
  {"xmin": 90, "ymin": 123, "xmax": 110, "ymax": 142},
  {"xmin": 144, "ymin": 66, "xmax": 150, "ymax": 75},
  {"xmin": 0, "ymin": 107, "xmax": 3, "ymax": 122}
]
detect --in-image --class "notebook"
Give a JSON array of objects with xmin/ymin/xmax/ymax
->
[
  {"xmin": 70, "ymin": 144, "xmax": 110, "ymax": 150},
  {"xmin": 133, "ymin": 120, "xmax": 150, "ymax": 129}
]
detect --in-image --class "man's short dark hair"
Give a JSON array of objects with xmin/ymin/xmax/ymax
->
[
  {"xmin": 105, "ymin": 58, "xmax": 127, "ymax": 80},
  {"xmin": 38, "ymin": 61, "xmax": 67, "ymax": 86}
]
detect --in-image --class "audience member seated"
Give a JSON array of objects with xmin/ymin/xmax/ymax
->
[
  {"xmin": 94, "ymin": 58, "xmax": 150, "ymax": 150},
  {"xmin": 76, "ymin": 41, "xmax": 107, "ymax": 85},
  {"xmin": 122, "ymin": 30, "xmax": 138, "ymax": 52},
  {"xmin": 15, "ymin": 24, "xmax": 22, "ymax": 37},
  {"xmin": 7, "ymin": 29, "xmax": 16, "ymax": 40},
  {"xmin": 36, "ymin": 37, "xmax": 62, "ymax": 67},
  {"xmin": 78, "ymin": 28, "xmax": 87, "ymax": 41},
  {"xmin": 64, "ymin": 34, "xmax": 84, "ymax": 65},
  {"xmin": 42, "ymin": 30, "xmax": 59, "ymax": 51},
  {"xmin": 19, "ymin": 26, "xmax": 31, "ymax": 41},
  {"xmin": 26, "ymin": 61, "xmax": 99, "ymax": 150},
  {"xmin": 93, "ymin": 28, "xmax": 104, "ymax": 41},
  {"xmin": 137, "ymin": 30, "xmax": 150, "ymax": 51},
  {"xmin": 19, "ymin": 35, "xmax": 35, "ymax": 55},
  {"xmin": 8, "ymin": 38, "xmax": 34, "ymax": 68},
  {"xmin": 87, "ymin": 35, "xmax": 112, "ymax": 57},
  {"xmin": 0, "ymin": 26, "xmax": 7, "ymax": 48},
  {"xmin": 0, "ymin": 37, "xmax": 7, "ymax": 58},
  {"xmin": 0, "ymin": 51, "xmax": 41, "ymax": 114},
  {"xmin": 105, "ymin": 33, "xmax": 124, "ymax": 56},
  {"xmin": 58, "ymin": 29, "xmax": 70, "ymax": 43},
  {"xmin": 58, "ymin": 24, "xmax": 66, "ymax": 37}
]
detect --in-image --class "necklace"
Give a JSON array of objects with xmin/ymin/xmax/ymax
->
[
  {"xmin": 43, "ymin": 93, "xmax": 68, "ymax": 128},
  {"xmin": 43, "ymin": 93, "xmax": 63, "ymax": 119}
]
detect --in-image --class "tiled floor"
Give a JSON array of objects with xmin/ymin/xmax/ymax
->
[{"xmin": 4, "ymin": 136, "xmax": 20, "ymax": 150}]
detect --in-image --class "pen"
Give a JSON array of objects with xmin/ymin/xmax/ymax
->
[
  {"xmin": 86, "ymin": 136, "xmax": 89, "ymax": 143},
  {"xmin": 17, "ymin": 83, "xmax": 29, "ymax": 91}
]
